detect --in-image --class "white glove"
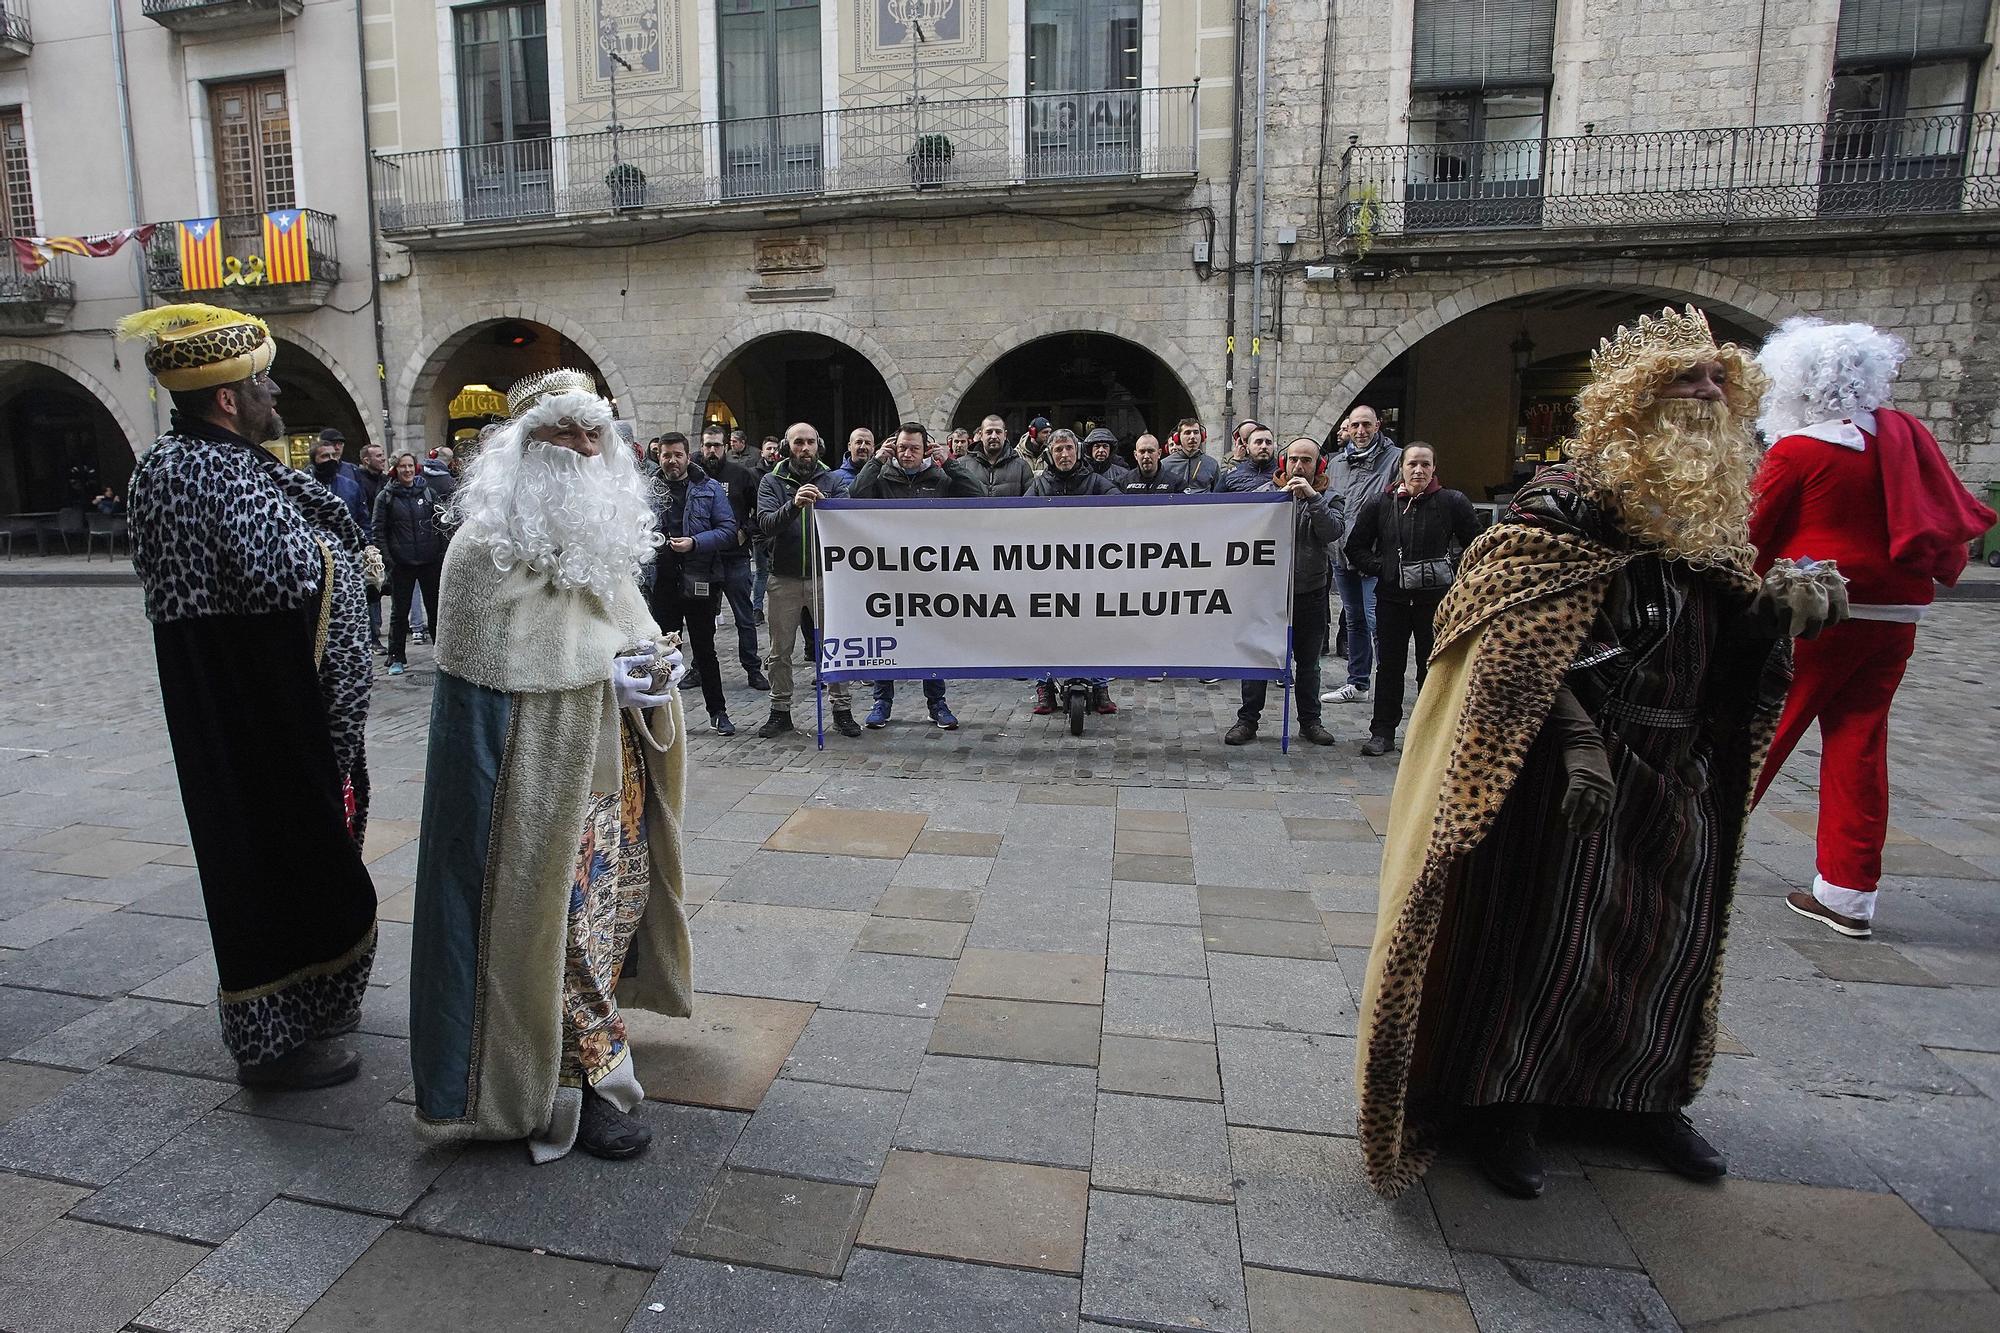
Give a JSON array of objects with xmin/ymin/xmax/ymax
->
[
  {"xmin": 613, "ymin": 649, "xmax": 673, "ymax": 711},
  {"xmin": 658, "ymin": 643, "xmax": 688, "ymax": 690}
]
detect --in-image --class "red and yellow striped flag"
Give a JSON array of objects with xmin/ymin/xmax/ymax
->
[
  {"xmin": 261, "ymin": 209, "xmax": 311, "ymax": 285},
  {"xmin": 177, "ymin": 218, "xmax": 223, "ymax": 291}
]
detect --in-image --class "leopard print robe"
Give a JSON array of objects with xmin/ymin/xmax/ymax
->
[{"xmin": 1354, "ymin": 476, "xmax": 1789, "ymax": 1198}]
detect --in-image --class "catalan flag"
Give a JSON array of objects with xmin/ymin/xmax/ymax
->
[
  {"xmin": 177, "ymin": 218, "xmax": 223, "ymax": 291},
  {"xmin": 261, "ymin": 209, "xmax": 311, "ymax": 285}
]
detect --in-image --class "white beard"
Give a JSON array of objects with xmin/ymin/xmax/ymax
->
[{"xmin": 447, "ymin": 418, "xmax": 660, "ymax": 601}]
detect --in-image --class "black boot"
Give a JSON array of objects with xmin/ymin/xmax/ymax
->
[
  {"xmin": 832, "ymin": 708, "xmax": 862, "ymax": 738},
  {"xmin": 757, "ymin": 710, "xmax": 794, "ymax": 739},
  {"xmin": 1224, "ymin": 719, "xmax": 1257, "ymax": 746},
  {"xmin": 575, "ymin": 1087, "xmax": 652, "ymax": 1160},
  {"xmin": 745, "ymin": 665, "xmax": 771, "ymax": 692},
  {"xmin": 1475, "ymin": 1104, "xmax": 1546, "ymax": 1199},
  {"xmin": 237, "ymin": 1040, "xmax": 361, "ymax": 1090},
  {"xmin": 1630, "ymin": 1110, "xmax": 1726, "ymax": 1180},
  {"xmin": 1360, "ymin": 733, "xmax": 1392, "ymax": 757},
  {"xmin": 1301, "ymin": 721, "xmax": 1336, "ymax": 746}
]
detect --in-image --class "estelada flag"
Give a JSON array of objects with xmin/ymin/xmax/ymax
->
[
  {"xmin": 11, "ymin": 224, "xmax": 157, "ymax": 271},
  {"xmin": 177, "ymin": 218, "xmax": 223, "ymax": 291},
  {"xmin": 261, "ymin": 209, "xmax": 311, "ymax": 284}
]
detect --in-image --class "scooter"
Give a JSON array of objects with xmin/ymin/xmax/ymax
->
[{"xmin": 1059, "ymin": 676, "xmax": 1096, "ymax": 737}]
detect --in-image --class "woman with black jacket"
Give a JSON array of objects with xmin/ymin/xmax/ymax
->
[
  {"xmin": 371, "ymin": 452, "xmax": 447, "ymax": 675},
  {"xmin": 1341, "ymin": 444, "xmax": 1481, "ymax": 755}
]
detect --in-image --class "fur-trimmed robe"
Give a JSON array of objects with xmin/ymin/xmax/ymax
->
[
  {"xmin": 409, "ymin": 537, "xmax": 692, "ymax": 1152},
  {"xmin": 1354, "ymin": 476, "xmax": 1790, "ymax": 1197}
]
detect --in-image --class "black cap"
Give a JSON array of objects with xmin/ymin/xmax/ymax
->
[
  {"xmin": 318, "ymin": 427, "xmax": 345, "ymax": 444},
  {"xmin": 1029, "ymin": 416, "xmax": 1051, "ymax": 431}
]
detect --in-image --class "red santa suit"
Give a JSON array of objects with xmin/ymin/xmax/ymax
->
[{"xmin": 1751, "ymin": 406, "xmax": 1995, "ymax": 923}]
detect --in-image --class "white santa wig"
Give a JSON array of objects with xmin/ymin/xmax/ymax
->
[
  {"xmin": 447, "ymin": 389, "xmax": 660, "ymax": 600},
  {"xmin": 1754, "ymin": 316, "xmax": 1908, "ymax": 439}
]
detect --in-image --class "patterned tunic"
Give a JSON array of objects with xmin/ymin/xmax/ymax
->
[{"xmin": 561, "ymin": 719, "xmax": 652, "ymax": 1087}]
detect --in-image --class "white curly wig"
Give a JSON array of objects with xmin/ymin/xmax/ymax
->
[{"xmin": 1755, "ymin": 316, "xmax": 1908, "ymax": 439}]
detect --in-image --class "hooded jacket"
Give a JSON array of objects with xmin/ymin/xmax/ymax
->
[
  {"xmin": 372, "ymin": 474, "xmax": 445, "ymax": 567},
  {"xmin": 1028, "ymin": 460, "xmax": 1117, "ymax": 498},
  {"xmin": 966, "ymin": 447, "xmax": 1035, "ymax": 497},
  {"xmin": 1344, "ymin": 479, "xmax": 1481, "ymax": 602},
  {"xmin": 654, "ymin": 461, "xmax": 738, "ymax": 586},
  {"xmin": 755, "ymin": 457, "xmax": 841, "ymax": 578},
  {"xmin": 850, "ymin": 454, "xmax": 985, "ymax": 500},
  {"xmin": 1329, "ymin": 434, "xmax": 1404, "ymax": 569},
  {"xmin": 1160, "ymin": 450, "xmax": 1219, "ymax": 494}
]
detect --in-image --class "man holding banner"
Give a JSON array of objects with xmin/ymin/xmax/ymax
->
[
  {"xmin": 755, "ymin": 423, "xmax": 860, "ymax": 739},
  {"xmin": 1226, "ymin": 438, "xmax": 1343, "ymax": 748}
]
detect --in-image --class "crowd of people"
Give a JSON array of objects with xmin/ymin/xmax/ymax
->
[{"xmin": 118, "ymin": 299, "xmax": 1993, "ymax": 1197}]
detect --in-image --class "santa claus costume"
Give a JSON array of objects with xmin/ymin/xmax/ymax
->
[{"xmin": 1750, "ymin": 318, "xmax": 1996, "ymax": 938}]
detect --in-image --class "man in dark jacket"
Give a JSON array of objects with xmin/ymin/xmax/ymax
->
[
  {"xmin": 1117, "ymin": 434, "xmax": 1178, "ymax": 494},
  {"xmin": 1219, "ymin": 422, "xmax": 1280, "ymax": 492},
  {"xmin": 754, "ymin": 422, "xmax": 859, "ymax": 738},
  {"xmin": 966, "ymin": 414, "xmax": 1034, "ymax": 496},
  {"xmin": 1084, "ymin": 428, "xmax": 1126, "ymax": 484},
  {"xmin": 1028, "ymin": 430, "xmax": 1119, "ymax": 716},
  {"xmin": 830, "ymin": 427, "xmax": 876, "ymax": 492},
  {"xmin": 1326, "ymin": 405, "xmax": 1404, "ymax": 702},
  {"xmin": 700, "ymin": 424, "xmax": 770, "ymax": 692},
  {"xmin": 371, "ymin": 451, "xmax": 446, "ymax": 675},
  {"xmin": 312, "ymin": 430, "xmax": 370, "ymax": 534},
  {"xmin": 1160, "ymin": 417, "xmax": 1219, "ymax": 493},
  {"xmin": 848, "ymin": 423, "xmax": 983, "ymax": 730},
  {"xmin": 1226, "ymin": 438, "xmax": 1344, "ymax": 748},
  {"xmin": 649, "ymin": 433, "xmax": 741, "ymax": 735},
  {"xmin": 1343, "ymin": 444, "xmax": 1480, "ymax": 756},
  {"xmin": 355, "ymin": 442, "xmax": 392, "ymax": 649}
]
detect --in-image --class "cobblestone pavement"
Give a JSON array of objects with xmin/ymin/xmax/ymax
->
[{"xmin": 1, "ymin": 584, "xmax": 1997, "ymax": 1332}]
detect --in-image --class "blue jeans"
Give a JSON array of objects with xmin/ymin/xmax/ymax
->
[
  {"xmin": 752, "ymin": 544, "xmax": 771, "ymax": 613},
  {"xmin": 1333, "ymin": 566, "xmax": 1378, "ymax": 689},
  {"xmin": 873, "ymin": 678, "xmax": 947, "ymax": 710},
  {"xmin": 718, "ymin": 554, "xmax": 759, "ymax": 672}
]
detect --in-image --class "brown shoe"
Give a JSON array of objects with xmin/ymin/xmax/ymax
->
[{"xmin": 1786, "ymin": 889, "xmax": 1871, "ymax": 939}]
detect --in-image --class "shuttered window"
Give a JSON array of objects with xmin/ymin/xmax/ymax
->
[
  {"xmin": 210, "ymin": 77, "xmax": 295, "ymax": 216},
  {"xmin": 1410, "ymin": 0, "xmax": 1558, "ymax": 92},
  {"xmin": 1836, "ymin": 0, "xmax": 1994, "ymax": 66},
  {"xmin": 0, "ymin": 109, "xmax": 34, "ymax": 238}
]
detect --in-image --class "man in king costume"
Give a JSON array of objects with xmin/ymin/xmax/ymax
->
[
  {"xmin": 1355, "ymin": 307, "xmax": 1846, "ymax": 1200},
  {"xmin": 123, "ymin": 305, "xmax": 378, "ymax": 1089},
  {"xmin": 409, "ymin": 369, "xmax": 693, "ymax": 1162}
]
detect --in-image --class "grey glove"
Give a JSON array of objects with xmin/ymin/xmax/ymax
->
[
  {"xmin": 1753, "ymin": 559, "xmax": 1852, "ymax": 640},
  {"xmin": 1546, "ymin": 686, "xmax": 1614, "ymax": 836}
]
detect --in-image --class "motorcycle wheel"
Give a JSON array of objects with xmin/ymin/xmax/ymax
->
[{"xmin": 1068, "ymin": 689, "xmax": 1087, "ymax": 736}]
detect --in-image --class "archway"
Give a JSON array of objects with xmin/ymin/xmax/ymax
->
[
  {"xmin": 953, "ymin": 331, "xmax": 1197, "ymax": 449},
  {"xmin": 269, "ymin": 337, "xmax": 371, "ymax": 469},
  {"xmin": 703, "ymin": 332, "xmax": 899, "ymax": 456},
  {"xmin": 1324, "ymin": 282, "xmax": 1776, "ymax": 502},
  {"xmin": 418, "ymin": 318, "xmax": 615, "ymax": 451},
  {"xmin": 0, "ymin": 363, "xmax": 133, "ymax": 513}
]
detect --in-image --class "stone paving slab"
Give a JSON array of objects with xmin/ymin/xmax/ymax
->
[
  {"xmin": 1079, "ymin": 1190, "xmax": 1248, "ymax": 1333},
  {"xmin": 134, "ymin": 1198, "xmax": 392, "ymax": 1333},
  {"xmin": 0, "ymin": 1217, "xmax": 207, "ymax": 1333},
  {"xmin": 726, "ymin": 1078, "xmax": 904, "ymax": 1186},
  {"xmin": 1244, "ymin": 1267, "xmax": 1478, "ymax": 1333},
  {"xmin": 857, "ymin": 1149, "xmax": 1089, "ymax": 1274},
  {"xmin": 822, "ymin": 1248, "xmax": 1079, "ymax": 1333},
  {"xmin": 675, "ymin": 1168, "xmax": 871, "ymax": 1278},
  {"xmin": 0, "ymin": 1062, "xmax": 235, "ymax": 1186}
]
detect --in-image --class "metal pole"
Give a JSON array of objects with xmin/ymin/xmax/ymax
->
[
  {"xmin": 1246, "ymin": 0, "xmax": 1270, "ymax": 420},
  {"xmin": 108, "ymin": 0, "xmax": 157, "ymax": 437}
]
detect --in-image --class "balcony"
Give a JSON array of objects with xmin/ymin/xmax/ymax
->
[
  {"xmin": 374, "ymin": 86, "xmax": 1200, "ymax": 246},
  {"xmin": 144, "ymin": 209, "xmax": 339, "ymax": 314},
  {"xmin": 0, "ymin": 7, "xmax": 30, "ymax": 61},
  {"xmin": 1337, "ymin": 114, "xmax": 2000, "ymax": 263},
  {"xmin": 0, "ymin": 251, "xmax": 74, "ymax": 334},
  {"xmin": 140, "ymin": 0, "xmax": 302, "ymax": 34}
]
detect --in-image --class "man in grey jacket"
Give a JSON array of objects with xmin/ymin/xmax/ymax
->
[
  {"xmin": 1324, "ymin": 405, "xmax": 1402, "ymax": 702},
  {"xmin": 965, "ymin": 414, "xmax": 1034, "ymax": 496},
  {"xmin": 1226, "ymin": 437, "xmax": 1343, "ymax": 747}
]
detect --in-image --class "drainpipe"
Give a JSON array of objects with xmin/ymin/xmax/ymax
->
[
  {"xmin": 108, "ymin": 0, "xmax": 158, "ymax": 436},
  {"xmin": 1220, "ymin": 0, "xmax": 1246, "ymax": 442},
  {"xmin": 1245, "ymin": 0, "xmax": 1268, "ymax": 421},
  {"xmin": 352, "ymin": 0, "xmax": 395, "ymax": 448}
]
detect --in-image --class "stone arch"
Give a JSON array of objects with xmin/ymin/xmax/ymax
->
[
  {"xmin": 1298, "ymin": 263, "xmax": 1800, "ymax": 441},
  {"xmin": 679, "ymin": 311, "xmax": 912, "ymax": 433},
  {"xmin": 0, "ymin": 342, "xmax": 142, "ymax": 455},
  {"xmin": 931, "ymin": 311, "xmax": 1212, "ymax": 434},
  {"xmin": 273, "ymin": 326, "xmax": 385, "ymax": 453},
  {"xmin": 395, "ymin": 300, "xmax": 636, "ymax": 442}
]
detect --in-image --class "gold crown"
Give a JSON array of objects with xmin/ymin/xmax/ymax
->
[
  {"xmin": 1589, "ymin": 305, "xmax": 1718, "ymax": 377},
  {"xmin": 507, "ymin": 368, "xmax": 601, "ymax": 419}
]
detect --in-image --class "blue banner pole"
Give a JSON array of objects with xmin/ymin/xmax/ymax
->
[
  {"xmin": 1280, "ymin": 625, "xmax": 1294, "ymax": 755},
  {"xmin": 813, "ymin": 629, "xmax": 826, "ymax": 751}
]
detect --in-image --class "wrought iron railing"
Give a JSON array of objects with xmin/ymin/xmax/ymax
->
[
  {"xmin": 1340, "ymin": 113, "xmax": 2000, "ymax": 238},
  {"xmin": 374, "ymin": 86, "xmax": 1199, "ymax": 232},
  {"xmin": 0, "ymin": 249, "xmax": 73, "ymax": 301},
  {"xmin": 140, "ymin": 0, "xmax": 297, "ymax": 15},
  {"xmin": 144, "ymin": 208, "xmax": 340, "ymax": 293},
  {"xmin": 0, "ymin": 6, "xmax": 31, "ymax": 45}
]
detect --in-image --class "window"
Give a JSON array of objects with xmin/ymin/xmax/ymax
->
[
  {"xmin": 0, "ymin": 109, "xmax": 34, "ymax": 238},
  {"xmin": 1409, "ymin": 0, "xmax": 1557, "ymax": 93},
  {"xmin": 1404, "ymin": 1, "xmax": 1555, "ymax": 227},
  {"xmin": 1025, "ymin": 0, "xmax": 1142, "ymax": 178},
  {"xmin": 210, "ymin": 78, "xmax": 294, "ymax": 216},
  {"xmin": 454, "ymin": 2, "xmax": 552, "ymax": 220},
  {"xmin": 717, "ymin": 0, "xmax": 822, "ymax": 196},
  {"xmin": 1824, "ymin": 0, "xmax": 1991, "ymax": 213}
]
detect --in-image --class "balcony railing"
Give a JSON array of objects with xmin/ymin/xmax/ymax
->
[
  {"xmin": 141, "ymin": 0, "xmax": 302, "ymax": 32},
  {"xmin": 375, "ymin": 86, "xmax": 1199, "ymax": 235},
  {"xmin": 1340, "ymin": 113, "xmax": 2000, "ymax": 241},
  {"xmin": 0, "ymin": 7, "xmax": 31, "ymax": 54},
  {"xmin": 144, "ymin": 209, "xmax": 339, "ymax": 313},
  {"xmin": 0, "ymin": 250, "xmax": 74, "ymax": 334}
]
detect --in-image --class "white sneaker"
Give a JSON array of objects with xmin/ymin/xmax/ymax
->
[{"xmin": 1322, "ymin": 683, "xmax": 1368, "ymax": 703}]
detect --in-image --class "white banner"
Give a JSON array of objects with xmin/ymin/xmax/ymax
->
[{"xmin": 811, "ymin": 494, "xmax": 1296, "ymax": 681}]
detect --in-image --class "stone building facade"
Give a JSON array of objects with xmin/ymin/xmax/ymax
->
[{"xmin": 362, "ymin": 0, "xmax": 2000, "ymax": 500}]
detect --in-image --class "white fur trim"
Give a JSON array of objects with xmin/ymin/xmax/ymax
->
[
  {"xmin": 1848, "ymin": 604, "xmax": 1928, "ymax": 623},
  {"xmin": 1791, "ymin": 409, "xmax": 1876, "ymax": 450},
  {"xmin": 528, "ymin": 1085, "xmax": 583, "ymax": 1164},
  {"xmin": 1813, "ymin": 874, "xmax": 1877, "ymax": 921}
]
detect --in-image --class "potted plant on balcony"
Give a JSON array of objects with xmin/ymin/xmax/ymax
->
[
  {"xmin": 909, "ymin": 134, "xmax": 953, "ymax": 188},
  {"xmin": 606, "ymin": 162, "xmax": 647, "ymax": 210}
]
